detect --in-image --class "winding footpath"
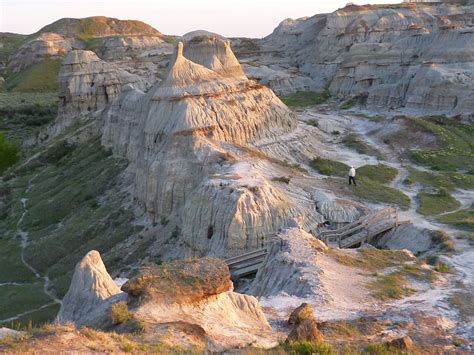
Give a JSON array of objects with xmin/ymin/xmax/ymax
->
[{"xmin": 0, "ymin": 175, "xmax": 62, "ymax": 324}]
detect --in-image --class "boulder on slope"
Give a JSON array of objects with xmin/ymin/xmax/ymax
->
[{"xmin": 121, "ymin": 257, "xmax": 232, "ymax": 304}]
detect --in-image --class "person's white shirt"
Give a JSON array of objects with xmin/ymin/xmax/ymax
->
[{"xmin": 349, "ymin": 167, "xmax": 356, "ymax": 177}]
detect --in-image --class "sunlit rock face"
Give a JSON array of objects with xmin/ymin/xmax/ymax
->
[
  {"xmin": 261, "ymin": 3, "xmax": 474, "ymax": 118},
  {"xmin": 58, "ymin": 253, "xmax": 277, "ymax": 351},
  {"xmin": 57, "ymin": 250, "xmax": 124, "ymax": 326},
  {"xmin": 102, "ymin": 33, "xmax": 324, "ymax": 257}
]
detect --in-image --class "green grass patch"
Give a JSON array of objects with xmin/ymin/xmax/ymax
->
[
  {"xmin": 416, "ymin": 188, "xmax": 461, "ymax": 216},
  {"xmin": 0, "ymin": 238, "xmax": 36, "ymax": 283},
  {"xmin": 5, "ymin": 59, "xmax": 61, "ymax": 92},
  {"xmin": 0, "ymin": 283, "xmax": 52, "ymax": 321},
  {"xmin": 405, "ymin": 166, "xmax": 474, "ymax": 191},
  {"xmin": 405, "ymin": 167, "xmax": 454, "ymax": 190},
  {"xmin": 277, "ymin": 341, "xmax": 333, "ymax": 355},
  {"xmin": 342, "ymin": 133, "xmax": 383, "ymax": 158},
  {"xmin": 357, "ymin": 164, "xmax": 398, "ymax": 184},
  {"xmin": 351, "ymin": 177, "xmax": 410, "ymax": 210},
  {"xmin": 306, "ymin": 119, "xmax": 319, "ymax": 127},
  {"xmin": 280, "ymin": 90, "xmax": 331, "ymax": 108},
  {"xmin": 437, "ymin": 205, "xmax": 474, "ymax": 231},
  {"xmin": 330, "ymin": 249, "xmax": 414, "ymax": 272},
  {"xmin": 315, "ymin": 159, "xmax": 409, "ymax": 209},
  {"xmin": 310, "ymin": 157, "xmax": 349, "ymax": 177},
  {"xmin": 406, "ymin": 117, "xmax": 474, "ymax": 173},
  {"xmin": 368, "ymin": 273, "xmax": 415, "ymax": 301},
  {"xmin": 0, "ymin": 33, "xmax": 28, "ymax": 63}
]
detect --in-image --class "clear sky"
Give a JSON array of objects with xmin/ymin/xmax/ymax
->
[{"xmin": 1, "ymin": 0, "xmax": 398, "ymax": 38}]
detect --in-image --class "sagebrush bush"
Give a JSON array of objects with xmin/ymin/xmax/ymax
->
[{"xmin": 110, "ymin": 301, "xmax": 131, "ymax": 325}]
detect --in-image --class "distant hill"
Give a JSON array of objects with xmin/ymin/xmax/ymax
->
[
  {"xmin": 0, "ymin": 17, "xmax": 165, "ymax": 92},
  {"xmin": 34, "ymin": 16, "xmax": 161, "ymax": 40}
]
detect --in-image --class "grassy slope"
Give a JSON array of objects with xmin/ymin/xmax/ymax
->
[
  {"xmin": 407, "ymin": 117, "xmax": 474, "ymax": 173},
  {"xmin": 311, "ymin": 159, "xmax": 410, "ymax": 209},
  {"xmin": 0, "ymin": 136, "xmax": 134, "ymax": 326},
  {"xmin": 5, "ymin": 59, "xmax": 61, "ymax": 92},
  {"xmin": 437, "ymin": 205, "xmax": 474, "ymax": 231},
  {"xmin": 417, "ymin": 189, "xmax": 461, "ymax": 216}
]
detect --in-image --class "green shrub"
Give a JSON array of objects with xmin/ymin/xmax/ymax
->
[
  {"xmin": 434, "ymin": 262, "xmax": 451, "ymax": 273},
  {"xmin": 0, "ymin": 132, "xmax": 19, "ymax": 173},
  {"xmin": 430, "ymin": 230, "xmax": 455, "ymax": 252},
  {"xmin": 110, "ymin": 301, "xmax": 131, "ymax": 325},
  {"xmin": 331, "ymin": 130, "xmax": 340, "ymax": 136}
]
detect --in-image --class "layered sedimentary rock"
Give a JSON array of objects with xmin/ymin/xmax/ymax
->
[
  {"xmin": 249, "ymin": 224, "xmax": 329, "ymax": 298},
  {"xmin": 257, "ymin": 2, "xmax": 474, "ymax": 118},
  {"xmin": 101, "ymin": 33, "xmax": 324, "ymax": 257},
  {"xmin": 7, "ymin": 32, "xmax": 79, "ymax": 73},
  {"xmin": 5, "ymin": 17, "xmax": 165, "ymax": 75},
  {"xmin": 57, "ymin": 250, "xmax": 124, "ymax": 326},
  {"xmin": 53, "ymin": 50, "xmax": 148, "ymax": 134},
  {"xmin": 122, "ymin": 257, "xmax": 232, "ymax": 303},
  {"xmin": 59, "ymin": 252, "xmax": 276, "ymax": 351}
]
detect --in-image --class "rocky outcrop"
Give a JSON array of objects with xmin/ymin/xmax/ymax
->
[
  {"xmin": 101, "ymin": 33, "xmax": 325, "ymax": 257},
  {"xmin": 57, "ymin": 250, "xmax": 124, "ymax": 326},
  {"xmin": 53, "ymin": 50, "xmax": 148, "ymax": 134},
  {"xmin": 0, "ymin": 328, "xmax": 26, "ymax": 340},
  {"xmin": 287, "ymin": 303, "xmax": 324, "ymax": 343},
  {"xmin": 376, "ymin": 224, "xmax": 433, "ymax": 254},
  {"xmin": 122, "ymin": 257, "xmax": 232, "ymax": 304},
  {"xmin": 58, "ymin": 253, "xmax": 276, "ymax": 351},
  {"xmin": 313, "ymin": 191, "xmax": 362, "ymax": 227},
  {"xmin": 258, "ymin": 2, "xmax": 474, "ymax": 118},
  {"xmin": 7, "ymin": 33, "xmax": 80, "ymax": 73},
  {"xmin": 249, "ymin": 225, "xmax": 328, "ymax": 298},
  {"xmin": 126, "ymin": 257, "xmax": 276, "ymax": 350}
]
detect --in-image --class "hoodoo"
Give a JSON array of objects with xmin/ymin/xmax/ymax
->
[{"xmin": 101, "ymin": 33, "xmax": 323, "ymax": 257}]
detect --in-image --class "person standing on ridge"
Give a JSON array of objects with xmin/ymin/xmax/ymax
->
[{"xmin": 348, "ymin": 166, "xmax": 357, "ymax": 186}]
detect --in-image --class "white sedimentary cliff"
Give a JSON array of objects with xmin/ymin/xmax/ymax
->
[
  {"xmin": 101, "ymin": 32, "xmax": 324, "ymax": 257},
  {"xmin": 53, "ymin": 50, "xmax": 149, "ymax": 134},
  {"xmin": 257, "ymin": 2, "xmax": 474, "ymax": 118}
]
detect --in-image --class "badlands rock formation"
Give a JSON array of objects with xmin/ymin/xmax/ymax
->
[
  {"xmin": 7, "ymin": 32, "xmax": 80, "ymax": 74},
  {"xmin": 101, "ymin": 32, "xmax": 325, "ymax": 257},
  {"xmin": 57, "ymin": 250, "xmax": 124, "ymax": 326},
  {"xmin": 5, "ymin": 16, "xmax": 164, "ymax": 74},
  {"xmin": 250, "ymin": 224, "xmax": 329, "ymax": 298},
  {"xmin": 53, "ymin": 50, "xmax": 148, "ymax": 134},
  {"xmin": 249, "ymin": 2, "xmax": 474, "ymax": 118},
  {"xmin": 59, "ymin": 251, "xmax": 276, "ymax": 351}
]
